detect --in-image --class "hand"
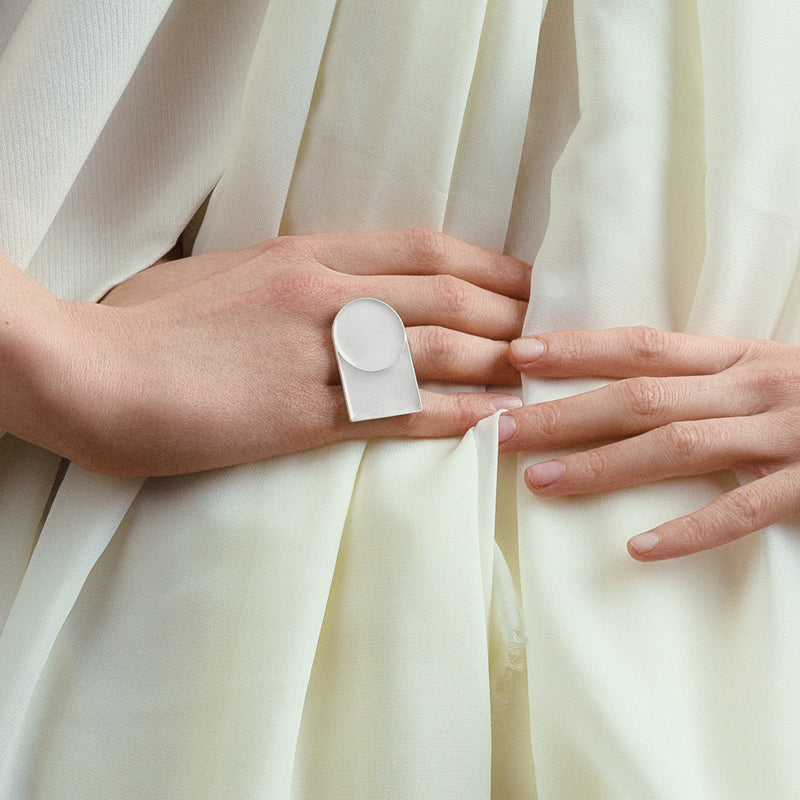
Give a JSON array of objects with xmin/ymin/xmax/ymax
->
[
  {"xmin": 498, "ymin": 326, "xmax": 800, "ymax": 561},
  {"xmin": 26, "ymin": 229, "xmax": 528, "ymax": 476}
]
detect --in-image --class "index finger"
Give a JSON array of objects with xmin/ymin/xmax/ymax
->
[{"xmin": 509, "ymin": 326, "xmax": 757, "ymax": 378}]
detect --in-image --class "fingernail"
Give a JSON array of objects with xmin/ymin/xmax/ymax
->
[
  {"xmin": 511, "ymin": 337, "xmax": 545, "ymax": 363},
  {"xmin": 628, "ymin": 531, "xmax": 661, "ymax": 555},
  {"xmin": 498, "ymin": 414, "xmax": 517, "ymax": 443},
  {"xmin": 490, "ymin": 394, "xmax": 523, "ymax": 411},
  {"xmin": 525, "ymin": 460, "xmax": 564, "ymax": 488}
]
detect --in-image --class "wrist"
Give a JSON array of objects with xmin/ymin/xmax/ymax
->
[
  {"xmin": 0, "ymin": 261, "xmax": 113, "ymax": 467},
  {"xmin": 0, "ymin": 292, "xmax": 75, "ymax": 450}
]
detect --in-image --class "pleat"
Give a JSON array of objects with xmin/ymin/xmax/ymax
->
[
  {"xmin": 191, "ymin": 0, "xmax": 338, "ymax": 252},
  {"xmin": 688, "ymin": 1, "xmax": 800, "ymax": 338},
  {"xmin": 443, "ymin": 0, "xmax": 543, "ymax": 253},
  {"xmin": 0, "ymin": 3, "xmax": 176, "ymax": 787},
  {"xmin": 0, "ymin": 3, "xmax": 273, "ymax": 791},
  {"xmin": 291, "ymin": 422, "xmax": 502, "ymax": 799},
  {"xmin": 688, "ymin": 4, "xmax": 800, "ymax": 794},
  {"xmin": 514, "ymin": 1, "xmax": 800, "ymax": 797},
  {"xmin": 277, "ymin": 0, "xmax": 487, "ymax": 236},
  {"xmin": 0, "ymin": 437, "xmax": 62, "ymax": 628},
  {"xmin": 0, "ymin": 0, "xmax": 172, "ymax": 270},
  {"xmin": 27, "ymin": 0, "xmax": 267, "ymax": 300},
  {"xmin": 263, "ymin": 3, "xmax": 542, "ymax": 795},
  {"xmin": 522, "ymin": 0, "xmax": 705, "ymax": 338},
  {"xmin": 0, "ymin": 4, "xmax": 275, "ymax": 789},
  {"xmin": 10, "ymin": 446, "xmax": 364, "ymax": 799},
  {"xmin": 0, "ymin": 467, "xmax": 144, "ymax": 791}
]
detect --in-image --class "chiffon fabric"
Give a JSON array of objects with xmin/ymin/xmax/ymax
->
[{"xmin": 1, "ymin": 0, "xmax": 800, "ymax": 797}]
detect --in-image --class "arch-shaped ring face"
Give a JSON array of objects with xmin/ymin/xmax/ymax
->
[{"xmin": 332, "ymin": 298, "xmax": 407, "ymax": 372}]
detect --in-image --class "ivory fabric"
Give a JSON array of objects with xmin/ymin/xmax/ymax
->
[{"xmin": 1, "ymin": 0, "xmax": 799, "ymax": 797}]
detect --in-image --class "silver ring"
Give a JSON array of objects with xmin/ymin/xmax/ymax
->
[{"xmin": 332, "ymin": 298, "xmax": 422, "ymax": 422}]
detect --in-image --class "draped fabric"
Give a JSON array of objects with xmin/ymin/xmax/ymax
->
[{"xmin": 0, "ymin": 0, "xmax": 799, "ymax": 797}]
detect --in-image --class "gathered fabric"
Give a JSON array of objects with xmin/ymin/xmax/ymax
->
[{"xmin": 1, "ymin": 1, "xmax": 799, "ymax": 797}]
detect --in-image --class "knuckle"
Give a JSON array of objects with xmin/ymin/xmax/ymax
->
[
  {"xmin": 253, "ymin": 234, "xmax": 314, "ymax": 261},
  {"xmin": 454, "ymin": 394, "xmax": 484, "ymax": 429},
  {"xmin": 736, "ymin": 338, "xmax": 778, "ymax": 365},
  {"xmin": 422, "ymin": 326, "xmax": 456, "ymax": 372},
  {"xmin": 581, "ymin": 448, "xmax": 608, "ymax": 480},
  {"xmin": 397, "ymin": 405, "xmax": 428, "ymax": 433},
  {"xmin": 660, "ymin": 420, "xmax": 705, "ymax": 464},
  {"xmin": 431, "ymin": 273, "xmax": 471, "ymax": 317},
  {"xmin": 533, "ymin": 401, "xmax": 566, "ymax": 439},
  {"xmin": 770, "ymin": 410, "xmax": 800, "ymax": 450},
  {"xmin": 752, "ymin": 364, "xmax": 800, "ymax": 396},
  {"xmin": 404, "ymin": 228, "xmax": 451, "ymax": 271},
  {"xmin": 675, "ymin": 513, "xmax": 707, "ymax": 549},
  {"xmin": 400, "ymin": 392, "xmax": 484, "ymax": 435},
  {"xmin": 720, "ymin": 490, "xmax": 765, "ymax": 530},
  {"xmin": 268, "ymin": 269, "xmax": 339, "ymax": 307},
  {"xmin": 630, "ymin": 325, "xmax": 671, "ymax": 362},
  {"xmin": 619, "ymin": 377, "xmax": 666, "ymax": 421}
]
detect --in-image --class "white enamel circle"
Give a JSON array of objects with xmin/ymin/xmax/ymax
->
[{"xmin": 332, "ymin": 298, "xmax": 407, "ymax": 371}]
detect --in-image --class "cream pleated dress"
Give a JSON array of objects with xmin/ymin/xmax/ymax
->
[{"xmin": 2, "ymin": 0, "xmax": 800, "ymax": 797}]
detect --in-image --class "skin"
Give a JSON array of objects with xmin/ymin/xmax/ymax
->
[
  {"xmin": 500, "ymin": 326, "xmax": 800, "ymax": 562},
  {"xmin": 6, "ymin": 234, "xmax": 791, "ymax": 561},
  {"xmin": 0, "ymin": 228, "xmax": 528, "ymax": 477}
]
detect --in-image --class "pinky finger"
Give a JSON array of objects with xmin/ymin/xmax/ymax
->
[
  {"xmin": 627, "ymin": 466, "xmax": 800, "ymax": 561},
  {"xmin": 348, "ymin": 389, "xmax": 522, "ymax": 440}
]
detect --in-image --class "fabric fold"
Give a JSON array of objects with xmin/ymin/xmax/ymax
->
[
  {"xmin": 3, "ymin": 0, "xmax": 800, "ymax": 796},
  {"xmin": 0, "ymin": 0, "xmax": 172, "ymax": 269},
  {"xmin": 25, "ymin": 0, "xmax": 268, "ymax": 301},
  {"xmin": 0, "ymin": 466, "xmax": 144, "ymax": 788},
  {"xmin": 689, "ymin": 0, "xmax": 800, "ymax": 338},
  {"xmin": 513, "ymin": 1, "xmax": 800, "ymax": 797},
  {"xmin": 443, "ymin": 0, "xmax": 543, "ymax": 253},
  {"xmin": 291, "ymin": 430, "xmax": 497, "ymax": 798},
  {"xmin": 192, "ymin": 0, "xmax": 338, "ymax": 253}
]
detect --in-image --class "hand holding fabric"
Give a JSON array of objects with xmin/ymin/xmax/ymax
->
[
  {"xmin": 2, "ymin": 229, "xmax": 528, "ymax": 476},
  {"xmin": 500, "ymin": 326, "xmax": 800, "ymax": 561}
]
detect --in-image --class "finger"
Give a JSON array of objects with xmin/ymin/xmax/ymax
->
[
  {"xmin": 499, "ymin": 372, "xmax": 763, "ymax": 452},
  {"xmin": 509, "ymin": 326, "xmax": 760, "ymax": 378},
  {"xmin": 322, "ymin": 387, "xmax": 522, "ymax": 441},
  {"xmin": 353, "ymin": 273, "xmax": 527, "ymax": 340},
  {"xmin": 311, "ymin": 228, "xmax": 531, "ymax": 301},
  {"xmin": 323, "ymin": 327, "xmax": 519, "ymax": 386},
  {"xmin": 519, "ymin": 416, "xmax": 777, "ymax": 496},
  {"xmin": 626, "ymin": 465, "xmax": 800, "ymax": 561},
  {"xmin": 406, "ymin": 327, "xmax": 520, "ymax": 385}
]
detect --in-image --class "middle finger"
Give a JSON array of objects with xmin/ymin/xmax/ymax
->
[
  {"xmin": 354, "ymin": 273, "xmax": 527, "ymax": 341},
  {"xmin": 499, "ymin": 372, "xmax": 763, "ymax": 452}
]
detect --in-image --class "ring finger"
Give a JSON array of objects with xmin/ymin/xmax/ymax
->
[{"xmin": 325, "ymin": 326, "xmax": 520, "ymax": 386}]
